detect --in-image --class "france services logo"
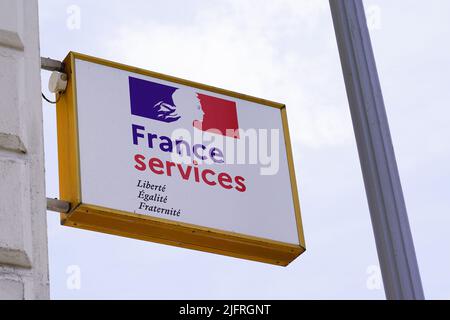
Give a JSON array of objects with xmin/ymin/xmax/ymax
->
[{"xmin": 129, "ymin": 77, "xmax": 240, "ymax": 138}]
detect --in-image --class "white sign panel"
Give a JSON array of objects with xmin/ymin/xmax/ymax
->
[{"xmin": 57, "ymin": 52, "xmax": 305, "ymax": 265}]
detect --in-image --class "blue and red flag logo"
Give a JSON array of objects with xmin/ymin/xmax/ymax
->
[{"xmin": 129, "ymin": 77, "xmax": 240, "ymax": 138}]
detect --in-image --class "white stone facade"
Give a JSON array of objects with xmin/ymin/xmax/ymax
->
[{"xmin": 0, "ymin": 0, "xmax": 49, "ymax": 299}]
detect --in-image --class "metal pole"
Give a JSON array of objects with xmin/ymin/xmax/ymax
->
[{"xmin": 329, "ymin": 0, "xmax": 424, "ymax": 299}]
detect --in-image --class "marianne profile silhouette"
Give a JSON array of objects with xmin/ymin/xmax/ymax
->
[{"xmin": 172, "ymin": 88, "xmax": 204, "ymax": 129}]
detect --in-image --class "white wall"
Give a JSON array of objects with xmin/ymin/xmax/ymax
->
[{"xmin": 0, "ymin": 0, "xmax": 49, "ymax": 299}]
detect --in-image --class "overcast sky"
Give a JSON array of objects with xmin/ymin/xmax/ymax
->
[{"xmin": 38, "ymin": 0, "xmax": 450, "ymax": 299}]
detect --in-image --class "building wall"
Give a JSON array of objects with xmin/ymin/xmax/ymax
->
[{"xmin": 0, "ymin": 0, "xmax": 49, "ymax": 299}]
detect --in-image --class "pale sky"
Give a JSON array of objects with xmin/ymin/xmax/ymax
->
[{"xmin": 38, "ymin": 0, "xmax": 450, "ymax": 299}]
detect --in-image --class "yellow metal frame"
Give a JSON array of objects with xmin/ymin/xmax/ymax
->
[{"xmin": 56, "ymin": 51, "xmax": 306, "ymax": 266}]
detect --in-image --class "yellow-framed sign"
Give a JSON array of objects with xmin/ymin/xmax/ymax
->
[{"xmin": 56, "ymin": 52, "xmax": 305, "ymax": 266}]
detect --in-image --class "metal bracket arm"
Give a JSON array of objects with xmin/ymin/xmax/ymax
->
[
  {"xmin": 46, "ymin": 198, "xmax": 71, "ymax": 213},
  {"xmin": 41, "ymin": 57, "xmax": 65, "ymax": 72}
]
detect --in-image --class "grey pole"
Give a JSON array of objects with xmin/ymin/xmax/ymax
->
[{"xmin": 328, "ymin": 0, "xmax": 424, "ymax": 300}]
